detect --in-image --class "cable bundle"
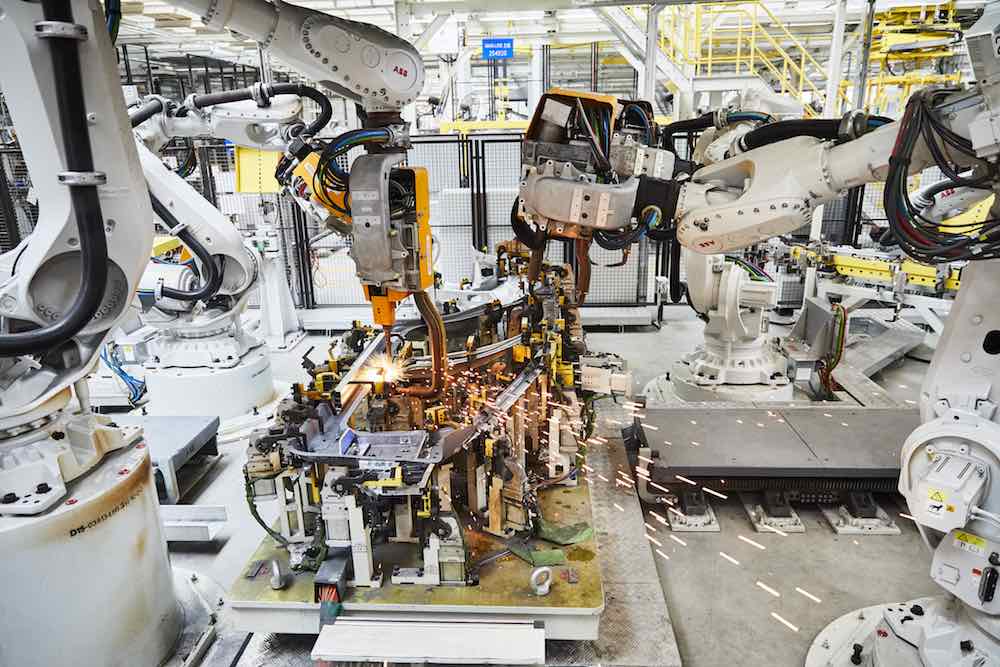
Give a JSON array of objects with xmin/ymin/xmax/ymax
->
[
  {"xmin": 311, "ymin": 128, "xmax": 393, "ymax": 216},
  {"xmin": 100, "ymin": 344, "xmax": 145, "ymax": 405},
  {"xmin": 883, "ymin": 89, "xmax": 999, "ymax": 263},
  {"xmin": 725, "ymin": 255, "xmax": 772, "ymax": 281},
  {"xmin": 594, "ymin": 205, "xmax": 661, "ymax": 251},
  {"xmin": 818, "ymin": 303, "xmax": 847, "ymax": 394}
]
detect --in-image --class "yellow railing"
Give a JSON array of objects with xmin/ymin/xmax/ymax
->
[
  {"xmin": 632, "ymin": 1, "xmax": 852, "ymax": 116},
  {"xmin": 840, "ymin": 71, "xmax": 961, "ymax": 115}
]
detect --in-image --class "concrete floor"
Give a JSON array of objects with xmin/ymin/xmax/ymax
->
[
  {"xmin": 170, "ymin": 306, "xmax": 937, "ymax": 666},
  {"xmin": 591, "ymin": 307, "xmax": 936, "ymax": 667}
]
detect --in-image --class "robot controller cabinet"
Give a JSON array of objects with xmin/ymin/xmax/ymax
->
[{"xmin": 231, "ymin": 247, "xmax": 627, "ymax": 640}]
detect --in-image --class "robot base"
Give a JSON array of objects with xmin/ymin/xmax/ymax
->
[
  {"xmin": 643, "ymin": 369, "xmax": 795, "ymax": 404},
  {"xmin": 0, "ymin": 441, "xmax": 181, "ymax": 667},
  {"xmin": 141, "ymin": 347, "xmax": 286, "ymax": 443},
  {"xmin": 807, "ymin": 596, "xmax": 1000, "ymax": 667}
]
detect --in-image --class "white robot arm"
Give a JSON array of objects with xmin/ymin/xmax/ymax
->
[
  {"xmin": 0, "ymin": 0, "xmax": 152, "ymax": 421},
  {"xmin": 168, "ymin": 0, "xmax": 425, "ymax": 114}
]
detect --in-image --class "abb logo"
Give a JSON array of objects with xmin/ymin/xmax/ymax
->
[{"xmin": 393, "ymin": 65, "xmax": 409, "ymax": 78}]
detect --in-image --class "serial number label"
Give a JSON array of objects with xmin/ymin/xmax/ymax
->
[{"xmin": 68, "ymin": 486, "xmax": 144, "ymax": 538}]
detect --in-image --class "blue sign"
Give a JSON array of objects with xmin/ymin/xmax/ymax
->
[{"xmin": 482, "ymin": 37, "xmax": 513, "ymax": 60}]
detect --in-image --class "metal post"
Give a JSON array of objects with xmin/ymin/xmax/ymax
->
[
  {"xmin": 855, "ymin": 0, "xmax": 876, "ymax": 109},
  {"xmin": 643, "ymin": 4, "xmax": 665, "ymax": 103},
  {"xmin": 542, "ymin": 44, "xmax": 551, "ymax": 91},
  {"xmin": 143, "ymin": 45, "xmax": 153, "ymax": 94},
  {"xmin": 590, "ymin": 42, "xmax": 599, "ymax": 91},
  {"xmin": 824, "ymin": 0, "xmax": 847, "ymax": 117},
  {"xmin": 529, "ymin": 44, "xmax": 544, "ymax": 112},
  {"xmin": 258, "ymin": 45, "xmax": 273, "ymax": 83},
  {"xmin": 122, "ymin": 44, "xmax": 134, "ymax": 84},
  {"xmin": 202, "ymin": 57, "xmax": 211, "ymax": 93},
  {"xmin": 186, "ymin": 54, "xmax": 195, "ymax": 90},
  {"xmin": 488, "ymin": 63, "xmax": 497, "ymax": 120}
]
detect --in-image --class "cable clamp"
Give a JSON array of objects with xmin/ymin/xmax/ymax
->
[
  {"xmin": 251, "ymin": 82, "xmax": 271, "ymax": 108},
  {"xmin": 165, "ymin": 222, "xmax": 188, "ymax": 236},
  {"xmin": 35, "ymin": 21, "xmax": 88, "ymax": 40},
  {"xmin": 58, "ymin": 171, "xmax": 106, "ymax": 187}
]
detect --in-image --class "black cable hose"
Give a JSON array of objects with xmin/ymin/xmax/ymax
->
[
  {"xmin": 738, "ymin": 119, "xmax": 840, "ymax": 152},
  {"xmin": 129, "ymin": 98, "xmax": 165, "ymax": 127},
  {"xmin": 266, "ymin": 83, "xmax": 332, "ymax": 137},
  {"xmin": 0, "ymin": 0, "xmax": 110, "ymax": 357},
  {"xmin": 186, "ymin": 83, "xmax": 333, "ymax": 137},
  {"xmin": 148, "ymin": 194, "xmax": 223, "ymax": 302},
  {"xmin": 510, "ymin": 199, "xmax": 547, "ymax": 250},
  {"xmin": 668, "ymin": 237, "xmax": 684, "ymax": 303},
  {"xmin": 659, "ymin": 113, "xmax": 715, "ymax": 148}
]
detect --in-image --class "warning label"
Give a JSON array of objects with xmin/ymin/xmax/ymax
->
[
  {"xmin": 928, "ymin": 489, "xmax": 947, "ymax": 502},
  {"xmin": 955, "ymin": 530, "xmax": 987, "ymax": 556}
]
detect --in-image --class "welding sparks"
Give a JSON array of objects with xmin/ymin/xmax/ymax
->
[
  {"xmin": 366, "ymin": 353, "xmax": 404, "ymax": 383},
  {"xmin": 675, "ymin": 474, "xmax": 697, "ymax": 486},
  {"xmin": 702, "ymin": 487, "xmax": 728, "ymax": 500},
  {"xmin": 645, "ymin": 534, "xmax": 663, "ymax": 547},
  {"xmin": 719, "ymin": 551, "xmax": 740, "ymax": 566},
  {"xmin": 637, "ymin": 455, "xmax": 654, "ymax": 464},
  {"xmin": 650, "ymin": 481, "xmax": 670, "ymax": 493},
  {"xmin": 756, "ymin": 581, "xmax": 780, "ymax": 597},
  {"xmin": 738, "ymin": 535, "xmax": 766, "ymax": 550},
  {"xmin": 669, "ymin": 534, "xmax": 687, "ymax": 547},
  {"xmin": 760, "ymin": 524, "xmax": 789, "ymax": 537},
  {"xmin": 613, "ymin": 503, "xmax": 625, "ymax": 512},
  {"xmin": 795, "ymin": 587, "xmax": 822, "ymax": 603},
  {"xmin": 644, "ymin": 522, "xmax": 658, "ymax": 532},
  {"xmin": 899, "ymin": 512, "xmax": 915, "ymax": 521},
  {"xmin": 655, "ymin": 549, "xmax": 671, "ymax": 561},
  {"xmin": 771, "ymin": 613, "xmax": 799, "ymax": 633}
]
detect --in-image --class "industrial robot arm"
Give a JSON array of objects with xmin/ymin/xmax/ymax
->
[
  {"xmin": 162, "ymin": 0, "xmax": 442, "ymax": 395},
  {"xmin": 0, "ymin": 0, "xmax": 152, "ymax": 418},
  {"xmin": 168, "ymin": 0, "xmax": 424, "ymax": 114}
]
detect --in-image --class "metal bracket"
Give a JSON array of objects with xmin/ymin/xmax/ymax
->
[
  {"xmin": 57, "ymin": 171, "xmax": 107, "ymax": 187},
  {"xmin": 34, "ymin": 21, "xmax": 88, "ymax": 40}
]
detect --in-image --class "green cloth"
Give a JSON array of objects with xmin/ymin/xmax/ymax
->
[
  {"xmin": 509, "ymin": 544, "xmax": 567, "ymax": 566},
  {"xmin": 536, "ymin": 517, "xmax": 594, "ymax": 545}
]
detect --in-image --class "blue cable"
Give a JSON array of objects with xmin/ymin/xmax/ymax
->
[
  {"xmin": 101, "ymin": 346, "xmax": 145, "ymax": 403},
  {"xmin": 624, "ymin": 105, "xmax": 653, "ymax": 145}
]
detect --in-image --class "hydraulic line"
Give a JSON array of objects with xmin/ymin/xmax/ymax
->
[
  {"xmin": 181, "ymin": 82, "xmax": 333, "ymax": 137},
  {"xmin": 398, "ymin": 291, "xmax": 447, "ymax": 398},
  {"xmin": 738, "ymin": 119, "xmax": 841, "ymax": 152},
  {"xmin": 510, "ymin": 198, "xmax": 546, "ymax": 250},
  {"xmin": 148, "ymin": 194, "xmax": 223, "ymax": 302},
  {"xmin": 0, "ymin": 0, "xmax": 110, "ymax": 357},
  {"xmin": 128, "ymin": 98, "xmax": 166, "ymax": 127}
]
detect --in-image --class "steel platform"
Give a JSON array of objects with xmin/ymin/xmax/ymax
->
[
  {"xmin": 228, "ymin": 482, "xmax": 604, "ymax": 642},
  {"xmin": 633, "ymin": 406, "xmax": 920, "ymax": 496},
  {"xmin": 214, "ymin": 401, "xmax": 682, "ymax": 666}
]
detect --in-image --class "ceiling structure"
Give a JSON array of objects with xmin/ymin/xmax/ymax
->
[{"xmin": 119, "ymin": 0, "xmax": 989, "ymax": 66}]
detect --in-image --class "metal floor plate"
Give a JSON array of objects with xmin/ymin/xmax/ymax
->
[{"xmin": 640, "ymin": 407, "xmax": 918, "ymax": 479}]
